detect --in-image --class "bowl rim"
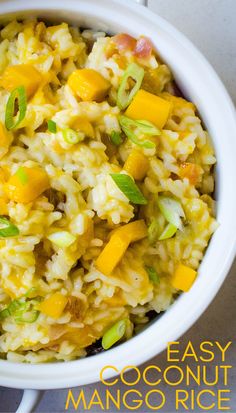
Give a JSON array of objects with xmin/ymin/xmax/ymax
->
[{"xmin": 0, "ymin": 0, "xmax": 236, "ymax": 390}]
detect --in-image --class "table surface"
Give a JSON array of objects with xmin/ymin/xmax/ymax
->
[{"xmin": 0, "ymin": 1, "xmax": 235, "ymax": 412}]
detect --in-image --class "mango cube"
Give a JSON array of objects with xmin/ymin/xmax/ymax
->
[
  {"xmin": 68, "ymin": 69, "xmax": 110, "ymax": 102},
  {"xmin": 171, "ymin": 264, "xmax": 197, "ymax": 292},
  {"xmin": 0, "ymin": 64, "xmax": 42, "ymax": 98},
  {"xmin": 113, "ymin": 219, "xmax": 148, "ymax": 243},
  {"xmin": 96, "ymin": 220, "xmax": 148, "ymax": 276},
  {"xmin": 38, "ymin": 292, "xmax": 68, "ymax": 319},
  {"xmin": 96, "ymin": 233, "xmax": 130, "ymax": 275},
  {"xmin": 161, "ymin": 92, "xmax": 196, "ymax": 112},
  {"xmin": 5, "ymin": 167, "xmax": 50, "ymax": 203},
  {"xmin": 125, "ymin": 89, "xmax": 172, "ymax": 129},
  {"xmin": 124, "ymin": 150, "xmax": 149, "ymax": 180}
]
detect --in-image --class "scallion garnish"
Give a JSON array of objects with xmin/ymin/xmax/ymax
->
[
  {"xmin": 117, "ymin": 63, "xmax": 144, "ymax": 109},
  {"xmin": 0, "ymin": 216, "xmax": 19, "ymax": 238},
  {"xmin": 110, "ymin": 130, "xmax": 123, "ymax": 146},
  {"xmin": 145, "ymin": 266, "xmax": 160, "ymax": 284},
  {"xmin": 5, "ymin": 85, "xmax": 27, "ymax": 130},
  {"xmin": 47, "ymin": 120, "xmax": 57, "ymax": 133},
  {"xmin": 0, "ymin": 296, "xmax": 40, "ymax": 324},
  {"xmin": 7, "ymin": 298, "xmax": 27, "ymax": 315},
  {"xmin": 0, "ymin": 308, "xmax": 10, "ymax": 320},
  {"xmin": 15, "ymin": 166, "xmax": 28, "ymax": 185},
  {"xmin": 158, "ymin": 223, "xmax": 177, "ymax": 240},
  {"xmin": 119, "ymin": 115, "xmax": 160, "ymax": 148},
  {"xmin": 102, "ymin": 319, "xmax": 127, "ymax": 350},
  {"xmin": 110, "ymin": 173, "xmax": 147, "ymax": 205},
  {"xmin": 62, "ymin": 128, "xmax": 83, "ymax": 144},
  {"xmin": 132, "ymin": 120, "xmax": 160, "ymax": 136},
  {"xmin": 14, "ymin": 309, "xmax": 39, "ymax": 324},
  {"xmin": 0, "ymin": 298, "xmax": 26, "ymax": 320},
  {"xmin": 157, "ymin": 196, "xmax": 185, "ymax": 230}
]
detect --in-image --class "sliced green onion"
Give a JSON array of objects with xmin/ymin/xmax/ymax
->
[
  {"xmin": 123, "ymin": 129, "xmax": 154, "ymax": 149},
  {"xmin": 157, "ymin": 196, "xmax": 185, "ymax": 230},
  {"xmin": 62, "ymin": 128, "xmax": 84, "ymax": 144},
  {"xmin": 110, "ymin": 173, "xmax": 147, "ymax": 205},
  {"xmin": 0, "ymin": 298, "xmax": 27, "ymax": 320},
  {"xmin": 0, "ymin": 308, "xmax": 10, "ymax": 320},
  {"xmin": 120, "ymin": 116, "xmax": 160, "ymax": 137},
  {"xmin": 110, "ymin": 130, "xmax": 123, "ymax": 146},
  {"xmin": 8, "ymin": 298, "xmax": 27, "ymax": 315},
  {"xmin": 14, "ymin": 300, "xmax": 39, "ymax": 324},
  {"xmin": 148, "ymin": 219, "xmax": 160, "ymax": 244},
  {"xmin": 131, "ymin": 119, "xmax": 160, "ymax": 136},
  {"xmin": 5, "ymin": 85, "xmax": 27, "ymax": 130},
  {"xmin": 119, "ymin": 115, "xmax": 159, "ymax": 149},
  {"xmin": 158, "ymin": 223, "xmax": 177, "ymax": 240},
  {"xmin": 15, "ymin": 166, "xmax": 28, "ymax": 185},
  {"xmin": 145, "ymin": 266, "xmax": 160, "ymax": 284},
  {"xmin": 102, "ymin": 319, "xmax": 127, "ymax": 350},
  {"xmin": 47, "ymin": 231, "xmax": 76, "ymax": 248},
  {"xmin": 47, "ymin": 120, "xmax": 57, "ymax": 133},
  {"xmin": 0, "ymin": 216, "xmax": 19, "ymax": 238},
  {"xmin": 117, "ymin": 63, "xmax": 144, "ymax": 110},
  {"xmin": 0, "ymin": 296, "xmax": 40, "ymax": 323},
  {"xmin": 15, "ymin": 310, "xmax": 39, "ymax": 324}
]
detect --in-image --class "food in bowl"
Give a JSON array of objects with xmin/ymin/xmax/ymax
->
[{"xmin": 0, "ymin": 20, "xmax": 217, "ymax": 363}]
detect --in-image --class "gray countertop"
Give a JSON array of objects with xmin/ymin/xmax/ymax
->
[{"xmin": 0, "ymin": 0, "xmax": 236, "ymax": 412}]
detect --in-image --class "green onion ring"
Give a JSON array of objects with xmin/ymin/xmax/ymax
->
[
  {"xmin": 47, "ymin": 120, "xmax": 57, "ymax": 133},
  {"xmin": 102, "ymin": 319, "xmax": 127, "ymax": 350},
  {"xmin": 5, "ymin": 85, "xmax": 27, "ymax": 130},
  {"xmin": 0, "ymin": 216, "xmax": 19, "ymax": 238},
  {"xmin": 117, "ymin": 63, "xmax": 144, "ymax": 110}
]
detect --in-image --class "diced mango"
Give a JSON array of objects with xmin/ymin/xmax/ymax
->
[
  {"xmin": 125, "ymin": 89, "xmax": 172, "ymax": 129},
  {"xmin": 113, "ymin": 219, "xmax": 148, "ymax": 243},
  {"xmin": 0, "ymin": 122, "xmax": 12, "ymax": 159},
  {"xmin": 5, "ymin": 167, "xmax": 50, "ymax": 203},
  {"xmin": 0, "ymin": 64, "xmax": 42, "ymax": 98},
  {"xmin": 0, "ymin": 199, "xmax": 8, "ymax": 215},
  {"xmin": 171, "ymin": 264, "xmax": 197, "ymax": 292},
  {"xmin": 68, "ymin": 69, "xmax": 110, "ymax": 102},
  {"xmin": 72, "ymin": 117, "xmax": 94, "ymax": 138},
  {"xmin": 124, "ymin": 150, "xmax": 149, "ymax": 180},
  {"xmin": 161, "ymin": 92, "xmax": 196, "ymax": 112},
  {"xmin": 179, "ymin": 162, "xmax": 202, "ymax": 185},
  {"xmin": 96, "ymin": 220, "xmax": 148, "ymax": 276},
  {"xmin": 96, "ymin": 233, "xmax": 130, "ymax": 276},
  {"xmin": 38, "ymin": 292, "xmax": 68, "ymax": 319}
]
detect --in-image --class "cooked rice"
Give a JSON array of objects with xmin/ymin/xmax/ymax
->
[{"xmin": 0, "ymin": 20, "xmax": 217, "ymax": 363}]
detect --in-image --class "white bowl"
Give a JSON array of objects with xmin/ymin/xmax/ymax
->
[{"xmin": 0, "ymin": 0, "xmax": 236, "ymax": 408}]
